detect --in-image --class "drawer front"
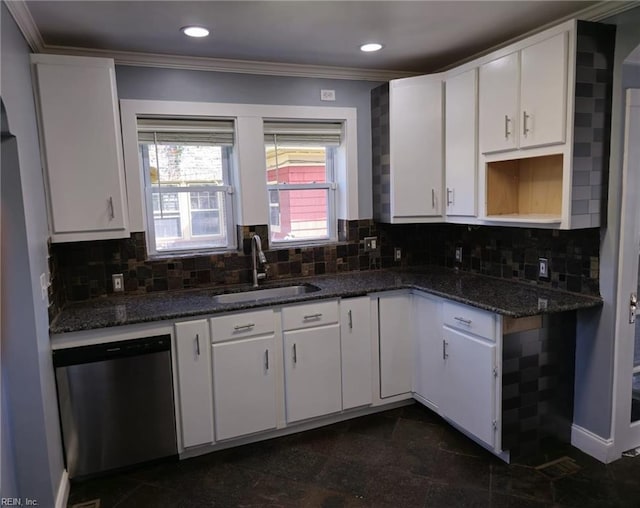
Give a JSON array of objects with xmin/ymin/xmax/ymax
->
[
  {"xmin": 282, "ymin": 300, "xmax": 339, "ymax": 331},
  {"xmin": 442, "ymin": 301, "xmax": 496, "ymax": 340},
  {"xmin": 210, "ymin": 309, "xmax": 275, "ymax": 343}
]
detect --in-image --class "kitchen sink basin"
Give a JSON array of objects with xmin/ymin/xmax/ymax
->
[{"xmin": 212, "ymin": 284, "xmax": 321, "ymax": 304}]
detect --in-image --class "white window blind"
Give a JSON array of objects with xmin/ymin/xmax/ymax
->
[
  {"xmin": 137, "ymin": 118, "xmax": 234, "ymax": 145},
  {"xmin": 263, "ymin": 121, "xmax": 342, "ymax": 146}
]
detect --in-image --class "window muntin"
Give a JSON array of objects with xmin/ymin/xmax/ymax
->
[
  {"xmin": 138, "ymin": 118, "xmax": 235, "ymax": 255},
  {"xmin": 264, "ymin": 121, "xmax": 340, "ymax": 245}
]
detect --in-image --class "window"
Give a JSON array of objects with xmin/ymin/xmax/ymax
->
[
  {"xmin": 137, "ymin": 118, "xmax": 236, "ymax": 255},
  {"xmin": 264, "ymin": 121, "xmax": 341, "ymax": 245}
]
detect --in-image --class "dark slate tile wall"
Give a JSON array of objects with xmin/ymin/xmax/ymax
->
[
  {"xmin": 571, "ymin": 21, "xmax": 616, "ymax": 228},
  {"xmin": 377, "ymin": 223, "xmax": 600, "ymax": 296},
  {"xmin": 502, "ymin": 313, "xmax": 576, "ymax": 459}
]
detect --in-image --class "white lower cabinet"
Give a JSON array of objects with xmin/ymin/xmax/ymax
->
[
  {"xmin": 283, "ymin": 325, "xmax": 342, "ymax": 423},
  {"xmin": 412, "ymin": 293, "xmax": 442, "ymax": 408},
  {"xmin": 340, "ymin": 297, "xmax": 373, "ymax": 410},
  {"xmin": 174, "ymin": 320, "xmax": 214, "ymax": 448},
  {"xmin": 440, "ymin": 326, "xmax": 497, "ymax": 447},
  {"xmin": 378, "ymin": 293, "xmax": 413, "ymax": 398},
  {"xmin": 212, "ymin": 335, "xmax": 278, "ymax": 441},
  {"xmin": 282, "ymin": 301, "xmax": 342, "ymax": 423}
]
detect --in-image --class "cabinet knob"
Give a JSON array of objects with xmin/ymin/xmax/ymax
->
[
  {"xmin": 265, "ymin": 349, "xmax": 269, "ymax": 370},
  {"xmin": 195, "ymin": 334, "xmax": 200, "ymax": 356},
  {"xmin": 348, "ymin": 309, "xmax": 353, "ymax": 330},
  {"xmin": 293, "ymin": 343, "xmax": 297, "ymax": 363}
]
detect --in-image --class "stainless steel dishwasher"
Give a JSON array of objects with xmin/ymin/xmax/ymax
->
[{"xmin": 53, "ymin": 335, "xmax": 177, "ymax": 479}]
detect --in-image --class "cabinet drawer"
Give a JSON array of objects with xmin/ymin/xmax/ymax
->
[
  {"xmin": 442, "ymin": 301, "xmax": 496, "ymax": 340},
  {"xmin": 210, "ymin": 309, "xmax": 275, "ymax": 343},
  {"xmin": 282, "ymin": 300, "xmax": 339, "ymax": 331}
]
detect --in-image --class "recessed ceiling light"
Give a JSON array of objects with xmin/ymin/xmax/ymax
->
[
  {"xmin": 181, "ymin": 26, "xmax": 210, "ymax": 38},
  {"xmin": 360, "ymin": 43, "xmax": 383, "ymax": 52}
]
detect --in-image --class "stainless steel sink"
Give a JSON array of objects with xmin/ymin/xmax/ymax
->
[{"xmin": 212, "ymin": 284, "xmax": 321, "ymax": 304}]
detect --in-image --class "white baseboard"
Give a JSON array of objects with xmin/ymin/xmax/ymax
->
[
  {"xmin": 571, "ymin": 424, "xmax": 619, "ymax": 463},
  {"xmin": 55, "ymin": 469, "xmax": 69, "ymax": 508}
]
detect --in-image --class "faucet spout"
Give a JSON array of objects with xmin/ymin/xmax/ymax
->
[{"xmin": 251, "ymin": 234, "xmax": 268, "ymax": 288}]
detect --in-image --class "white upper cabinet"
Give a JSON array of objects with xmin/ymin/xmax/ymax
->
[
  {"xmin": 479, "ymin": 33, "xmax": 568, "ymax": 154},
  {"xmin": 519, "ymin": 33, "xmax": 568, "ymax": 149},
  {"xmin": 389, "ymin": 74, "xmax": 444, "ymax": 222},
  {"xmin": 479, "ymin": 53, "xmax": 519, "ymax": 154},
  {"xmin": 31, "ymin": 54, "xmax": 129, "ymax": 242},
  {"xmin": 445, "ymin": 68, "xmax": 478, "ymax": 217}
]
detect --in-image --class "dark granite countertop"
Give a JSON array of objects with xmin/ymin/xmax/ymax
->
[{"xmin": 50, "ymin": 267, "xmax": 603, "ymax": 335}]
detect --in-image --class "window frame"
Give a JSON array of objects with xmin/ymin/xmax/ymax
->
[
  {"xmin": 264, "ymin": 129, "xmax": 340, "ymax": 246},
  {"xmin": 138, "ymin": 123, "xmax": 237, "ymax": 257},
  {"xmin": 120, "ymin": 100, "xmax": 359, "ymax": 257}
]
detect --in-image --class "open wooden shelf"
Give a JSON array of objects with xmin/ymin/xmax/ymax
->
[{"xmin": 486, "ymin": 154, "xmax": 563, "ymax": 220}]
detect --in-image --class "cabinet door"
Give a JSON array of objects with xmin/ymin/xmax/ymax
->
[
  {"xmin": 175, "ymin": 320, "xmax": 214, "ymax": 448},
  {"xmin": 378, "ymin": 293, "xmax": 412, "ymax": 398},
  {"xmin": 32, "ymin": 55, "xmax": 128, "ymax": 239},
  {"xmin": 389, "ymin": 75, "xmax": 444, "ymax": 220},
  {"xmin": 520, "ymin": 32, "xmax": 568, "ymax": 149},
  {"xmin": 441, "ymin": 326, "xmax": 497, "ymax": 447},
  {"xmin": 479, "ymin": 52, "xmax": 519, "ymax": 154},
  {"xmin": 283, "ymin": 324, "xmax": 342, "ymax": 423},
  {"xmin": 212, "ymin": 335, "xmax": 277, "ymax": 441},
  {"xmin": 412, "ymin": 294, "xmax": 442, "ymax": 408},
  {"xmin": 445, "ymin": 68, "xmax": 478, "ymax": 217},
  {"xmin": 340, "ymin": 297, "xmax": 373, "ymax": 410}
]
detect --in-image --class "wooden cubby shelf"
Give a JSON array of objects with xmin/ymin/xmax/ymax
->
[{"xmin": 485, "ymin": 154, "xmax": 563, "ymax": 223}]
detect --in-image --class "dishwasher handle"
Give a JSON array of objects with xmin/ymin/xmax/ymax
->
[{"xmin": 52, "ymin": 334, "xmax": 171, "ymax": 367}]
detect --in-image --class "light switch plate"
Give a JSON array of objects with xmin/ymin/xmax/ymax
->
[
  {"xmin": 112, "ymin": 273, "xmax": 124, "ymax": 292},
  {"xmin": 364, "ymin": 236, "xmax": 377, "ymax": 252},
  {"xmin": 538, "ymin": 258, "xmax": 549, "ymax": 278}
]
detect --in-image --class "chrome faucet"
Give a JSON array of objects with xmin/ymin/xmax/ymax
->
[{"xmin": 251, "ymin": 234, "xmax": 268, "ymax": 288}]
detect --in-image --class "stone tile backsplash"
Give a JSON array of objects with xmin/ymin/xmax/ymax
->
[
  {"xmin": 49, "ymin": 220, "xmax": 600, "ymax": 321},
  {"xmin": 376, "ymin": 223, "xmax": 600, "ymax": 296}
]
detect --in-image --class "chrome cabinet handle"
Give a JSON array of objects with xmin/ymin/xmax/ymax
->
[
  {"xmin": 234, "ymin": 323, "xmax": 255, "ymax": 331},
  {"xmin": 195, "ymin": 334, "xmax": 200, "ymax": 356},
  {"xmin": 108, "ymin": 196, "xmax": 115, "ymax": 220},
  {"xmin": 348, "ymin": 309, "xmax": 353, "ymax": 330},
  {"xmin": 446, "ymin": 188, "xmax": 454, "ymax": 206},
  {"xmin": 265, "ymin": 349, "xmax": 269, "ymax": 370},
  {"xmin": 442, "ymin": 339, "xmax": 448, "ymax": 359},
  {"xmin": 431, "ymin": 189, "xmax": 436, "ymax": 208},
  {"xmin": 504, "ymin": 115, "xmax": 511, "ymax": 139},
  {"xmin": 303, "ymin": 313, "xmax": 322, "ymax": 321},
  {"xmin": 523, "ymin": 111, "xmax": 530, "ymax": 136},
  {"xmin": 454, "ymin": 316, "xmax": 472, "ymax": 326},
  {"xmin": 293, "ymin": 343, "xmax": 297, "ymax": 363}
]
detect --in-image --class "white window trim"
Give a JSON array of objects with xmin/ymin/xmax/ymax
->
[{"xmin": 120, "ymin": 100, "xmax": 358, "ymax": 250}]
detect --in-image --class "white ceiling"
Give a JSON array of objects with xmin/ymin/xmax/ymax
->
[{"xmin": 15, "ymin": 1, "xmax": 632, "ymax": 78}]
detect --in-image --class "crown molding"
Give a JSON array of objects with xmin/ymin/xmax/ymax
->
[
  {"xmin": 6, "ymin": 0, "xmax": 638, "ymax": 82},
  {"xmin": 4, "ymin": 0, "xmax": 44, "ymax": 51},
  {"xmin": 39, "ymin": 45, "xmax": 416, "ymax": 81},
  {"xmin": 437, "ymin": 1, "xmax": 640, "ymax": 72}
]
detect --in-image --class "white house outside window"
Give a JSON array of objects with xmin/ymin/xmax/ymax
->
[
  {"xmin": 264, "ymin": 121, "xmax": 341, "ymax": 245},
  {"xmin": 137, "ymin": 118, "xmax": 236, "ymax": 255}
]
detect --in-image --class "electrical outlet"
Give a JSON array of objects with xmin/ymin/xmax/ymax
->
[
  {"xmin": 538, "ymin": 258, "xmax": 549, "ymax": 278},
  {"xmin": 394, "ymin": 247, "xmax": 402, "ymax": 261},
  {"xmin": 538, "ymin": 297, "xmax": 548, "ymax": 310},
  {"xmin": 455, "ymin": 247, "xmax": 463, "ymax": 263},
  {"xmin": 364, "ymin": 236, "xmax": 377, "ymax": 252},
  {"xmin": 320, "ymin": 89, "xmax": 336, "ymax": 101},
  {"xmin": 112, "ymin": 273, "xmax": 124, "ymax": 292}
]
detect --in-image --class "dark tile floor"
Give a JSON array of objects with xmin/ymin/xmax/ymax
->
[{"xmin": 68, "ymin": 403, "xmax": 640, "ymax": 508}]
